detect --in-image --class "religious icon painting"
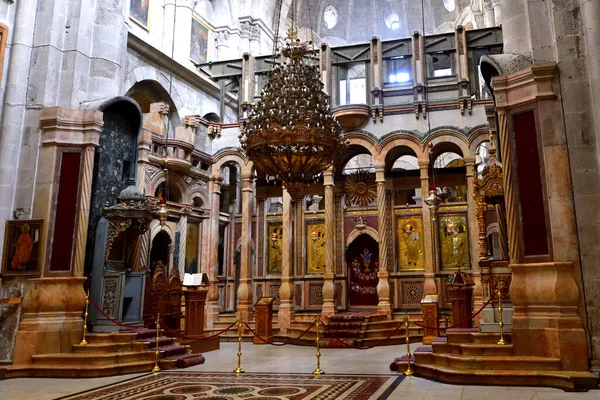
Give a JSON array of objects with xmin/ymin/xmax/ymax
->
[
  {"xmin": 129, "ymin": 0, "xmax": 151, "ymax": 30},
  {"xmin": 267, "ymin": 223, "xmax": 283, "ymax": 274},
  {"xmin": 190, "ymin": 16, "xmax": 210, "ymax": 64},
  {"xmin": 438, "ymin": 214, "xmax": 470, "ymax": 270},
  {"xmin": 306, "ymin": 222, "xmax": 326, "ymax": 274},
  {"xmin": 1, "ymin": 219, "xmax": 44, "ymax": 277},
  {"xmin": 396, "ymin": 216, "xmax": 425, "ymax": 271}
]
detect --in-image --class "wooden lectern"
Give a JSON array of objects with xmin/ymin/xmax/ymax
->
[
  {"xmin": 182, "ymin": 273, "xmax": 210, "ymax": 337},
  {"xmin": 253, "ymin": 297, "xmax": 275, "ymax": 344},
  {"xmin": 447, "ymin": 269, "xmax": 475, "ymax": 329},
  {"xmin": 183, "ymin": 287, "xmax": 208, "ymax": 336},
  {"xmin": 421, "ymin": 294, "xmax": 439, "ymax": 344}
]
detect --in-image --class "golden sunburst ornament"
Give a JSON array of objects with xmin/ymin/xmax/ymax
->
[{"xmin": 345, "ymin": 170, "xmax": 377, "ymax": 206}]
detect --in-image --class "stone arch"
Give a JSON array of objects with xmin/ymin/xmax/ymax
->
[
  {"xmin": 235, "ymin": 236, "xmax": 256, "ymax": 251},
  {"xmin": 124, "ymin": 69, "xmax": 185, "ymax": 118},
  {"xmin": 147, "ymin": 170, "xmax": 189, "ymax": 204},
  {"xmin": 424, "ymin": 130, "xmax": 471, "ymax": 159},
  {"xmin": 343, "ymin": 132, "xmax": 379, "ymax": 159},
  {"xmin": 486, "ymin": 222, "xmax": 499, "ymax": 237},
  {"xmin": 378, "ymin": 134, "xmax": 425, "ymax": 167},
  {"xmin": 347, "ymin": 225, "xmax": 379, "ymax": 245},
  {"xmin": 150, "ymin": 220, "xmax": 175, "ymax": 243},
  {"xmin": 468, "ymin": 128, "xmax": 492, "ymax": 155},
  {"xmin": 213, "ymin": 151, "xmax": 253, "ymax": 178},
  {"xmin": 187, "ymin": 187, "xmax": 209, "ymax": 208}
]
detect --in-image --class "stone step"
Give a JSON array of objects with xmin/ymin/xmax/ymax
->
[
  {"xmin": 432, "ymin": 342, "xmax": 514, "ymax": 356},
  {"xmin": 71, "ymin": 342, "xmax": 143, "ymax": 354},
  {"xmin": 403, "ymin": 362, "xmax": 597, "ymax": 391},
  {"xmin": 2, "ymin": 361, "xmax": 157, "ymax": 379},
  {"xmin": 446, "ymin": 330, "xmax": 511, "ymax": 345},
  {"xmin": 31, "ymin": 351, "xmax": 154, "ymax": 366},
  {"xmin": 85, "ymin": 332, "xmax": 138, "ymax": 344},
  {"xmin": 426, "ymin": 353, "xmax": 561, "ymax": 371}
]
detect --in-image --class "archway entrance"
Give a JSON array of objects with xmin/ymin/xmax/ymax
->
[
  {"xmin": 150, "ymin": 230, "xmax": 171, "ymax": 275},
  {"xmin": 346, "ymin": 234, "xmax": 379, "ymax": 307}
]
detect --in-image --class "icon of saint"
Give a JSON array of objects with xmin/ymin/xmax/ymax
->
[
  {"xmin": 11, "ymin": 223, "xmax": 34, "ymax": 270},
  {"xmin": 361, "ymin": 248, "xmax": 372, "ymax": 271}
]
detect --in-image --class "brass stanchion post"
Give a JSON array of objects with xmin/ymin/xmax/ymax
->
[
  {"xmin": 233, "ymin": 316, "xmax": 245, "ymax": 374},
  {"xmin": 152, "ymin": 313, "xmax": 161, "ymax": 373},
  {"xmin": 404, "ymin": 312, "xmax": 414, "ymax": 376},
  {"xmin": 80, "ymin": 288, "xmax": 90, "ymax": 346},
  {"xmin": 497, "ymin": 282, "xmax": 506, "ymax": 346},
  {"xmin": 313, "ymin": 313, "xmax": 324, "ymax": 375}
]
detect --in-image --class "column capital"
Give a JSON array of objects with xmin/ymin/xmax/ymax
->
[
  {"xmin": 40, "ymin": 107, "xmax": 104, "ymax": 148},
  {"xmin": 463, "ymin": 155, "xmax": 476, "ymax": 165},
  {"xmin": 323, "ymin": 167, "xmax": 335, "ymax": 186},
  {"xmin": 418, "ymin": 158, "xmax": 430, "ymax": 168}
]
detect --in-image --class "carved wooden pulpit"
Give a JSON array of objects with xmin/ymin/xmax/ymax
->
[{"xmin": 447, "ymin": 269, "xmax": 475, "ymax": 329}]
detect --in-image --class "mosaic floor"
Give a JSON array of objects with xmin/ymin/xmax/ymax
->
[{"xmin": 58, "ymin": 372, "xmax": 403, "ymax": 400}]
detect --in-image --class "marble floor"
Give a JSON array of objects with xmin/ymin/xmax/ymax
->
[{"xmin": 0, "ymin": 342, "xmax": 598, "ymax": 400}]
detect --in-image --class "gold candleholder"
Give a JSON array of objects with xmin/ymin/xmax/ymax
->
[
  {"xmin": 313, "ymin": 313, "xmax": 324, "ymax": 375},
  {"xmin": 80, "ymin": 288, "xmax": 90, "ymax": 346},
  {"xmin": 152, "ymin": 313, "xmax": 161, "ymax": 373},
  {"xmin": 404, "ymin": 312, "xmax": 414, "ymax": 376},
  {"xmin": 497, "ymin": 282, "xmax": 506, "ymax": 346},
  {"xmin": 233, "ymin": 316, "xmax": 245, "ymax": 374}
]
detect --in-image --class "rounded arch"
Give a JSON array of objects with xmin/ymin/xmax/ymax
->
[
  {"xmin": 343, "ymin": 132, "xmax": 379, "ymax": 159},
  {"xmin": 378, "ymin": 134, "xmax": 425, "ymax": 169},
  {"xmin": 468, "ymin": 127, "xmax": 492, "ymax": 155},
  {"xmin": 124, "ymin": 71, "xmax": 185, "ymax": 118},
  {"xmin": 187, "ymin": 189, "xmax": 209, "ymax": 208},
  {"xmin": 98, "ymin": 96, "xmax": 143, "ymax": 133},
  {"xmin": 486, "ymin": 222, "xmax": 499, "ymax": 237},
  {"xmin": 235, "ymin": 236, "xmax": 255, "ymax": 251},
  {"xmin": 148, "ymin": 170, "xmax": 188, "ymax": 204},
  {"xmin": 150, "ymin": 220, "xmax": 175, "ymax": 243},
  {"xmin": 424, "ymin": 130, "xmax": 471, "ymax": 160},
  {"xmin": 347, "ymin": 225, "xmax": 379, "ymax": 245},
  {"xmin": 212, "ymin": 151, "xmax": 253, "ymax": 178}
]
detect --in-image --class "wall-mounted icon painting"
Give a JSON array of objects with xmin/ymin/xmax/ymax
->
[
  {"xmin": 1, "ymin": 219, "xmax": 44, "ymax": 277},
  {"xmin": 190, "ymin": 16, "xmax": 209, "ymax": 64},
  {"xmin": 130, "ymin": 0, "xmax": 150, "ymax": 30}
]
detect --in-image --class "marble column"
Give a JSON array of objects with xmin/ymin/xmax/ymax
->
[
  {"xmin": 177, "ymin": 213, "xmax": 188, "ymax": 276},
  {"xmin": 277, "ymin": 189, "xmax": 295, "ymax": 333},
  {"xmin": 419, "ymin": 158, "xmax": 437, "ymax": 295},
  {"xmin": 237, "ymin": 172, "xmax": 254, "ymax": 322},
  {"xmin": 206, "ymin": 175, "xmax": 223, "ymax": 327},
  {"xmin": 465, "ymin": 156, "xmax": 483, "ymax": 314},
  {"xmin": 163, "ymin": 0, "xmax": 176, "ymax": 55},
  {"xmin": 375, "ymin": 165, "xmax": 392, "ymax": 318},
  {"xmin": 174, "ymin": 0, "xmax": 194, "ymax": 64},
  {"xmin": 321, "ymin": 168, "xmax": 336, "ymax": 317}
]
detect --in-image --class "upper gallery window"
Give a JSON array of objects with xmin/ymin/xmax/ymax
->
[
  {"xmin": 385, "ymin": 13, "xmax": 400, "ymax": 30},
  {"xmin": 324, "ymin": 6, "xmax": 338, "ymax": 29}
]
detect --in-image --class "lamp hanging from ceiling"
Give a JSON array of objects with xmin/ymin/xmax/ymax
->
[{"xmin": 239, "ymin": 0, "xmax": 347, "ymax": 197}]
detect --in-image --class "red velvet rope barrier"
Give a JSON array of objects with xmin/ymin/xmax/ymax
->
[
  {"xmin": 243, "ymin": 320, "xmax": 316, "ymax": 346},
  {"xmin": 87, "ymin": 294, "xmax": 148, "ymax": 329},
  {"xmin": 321, "ymin": 319, "xmax": 405, "ymax": 350},
  {"xmin": 159, "ymin": 320, "xmax": 238, "ymax": 340},
  {"xmin": 412, "ymin": 297, "xmax": 493, "ymax": 330}
]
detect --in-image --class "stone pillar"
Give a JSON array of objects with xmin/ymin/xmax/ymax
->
[
  {"xmin": 491, "ymin": 0, "xmax": 502, "ymax": 26},
  {"xmin": 483, "ymin": 0, "xmax": 495, "ymax": 28},
  {"xmin": 163, "ymin": 0, "xmax": 176, "ymax": 55},
  {"xmin": 464, "ymin": 156, "xmax": 483, "ymax": 313},
  {"xmin": 237, "ymin": 172, "xmax": 254, "ymax": 322},
  {"xmin": 277, "ymin": 189, "xmax": 295, "ymax": 333},
  {"xmin": 493, "ymin": 65, "xmax": 589, "ymax": 371},
  {"xmin": 499, "ymin": 0, "xmax": 531, "ymax": 57},
  {"xmin": 206, "ymin": 175, "xmax": 223, "ymax": 327},
  {"xmin": 177, "ymin": 213, "xmax": 188, "ymax": 276},
  {"xmin": 375, "ymin": 164, "xmax": 391, "ymax": 318},
  {"xmin": 174, "ymin": 0, "xmax": 194, "ymax": 63},
  {"xmin": 419, "ymin": 158, "xmax": 437, "ymax": 295},
  {"xmin": 12, "ymin": 107, "xmax": 103, "ymax": 365},
  {"xmin": 321, "ymin": 168, "xmax": 336, "ymax": 317},
  {"xmin": 0, "ymin": 0, "xmax": 38, "ymax": 251},
  {"xmin": 215, "ymin": 30, "xmax": 230, "ymax": 61}
]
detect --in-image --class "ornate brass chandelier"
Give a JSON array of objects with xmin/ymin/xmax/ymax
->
[{"xmin": 240, "ymin": 27, "xmax": 347, "ymax": 196}]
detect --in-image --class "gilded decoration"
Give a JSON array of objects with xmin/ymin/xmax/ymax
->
[
  {"xmin": 396, "ymin": 216, "xmax": 425, "ymax": 270},
  {"xmin": 439, "ymin": 214, "xmax": 470, "ymax": 270},
  {"xmin": 306, "ymin": 222, "xmax": 326, "ymax": 274},
  {"xmin": 267, "ymin": 222, "xmax": 283, "ymax": 274},
  {"xmin": 344, "ymin": 170, "xmax": 377, "ymax": 207}
]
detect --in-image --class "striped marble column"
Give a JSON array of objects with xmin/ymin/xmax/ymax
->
[
  {"xmin": 277, "ymin": 189, "xmax": 295, "ymax": 333},
  {"xmin": 237, "ymin": 173, "xmax": 254, "ymax": 322},
  {"xmin": 375, "ymin": 165, "xmax": 392, "ymax": 318},
  {"xmin": 322, "ymin": 167, "xmax": 336, "ymax": 317},
  {"xmin": 73, "ymin": 146, "xmax": 95, "ymax": 276}
]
